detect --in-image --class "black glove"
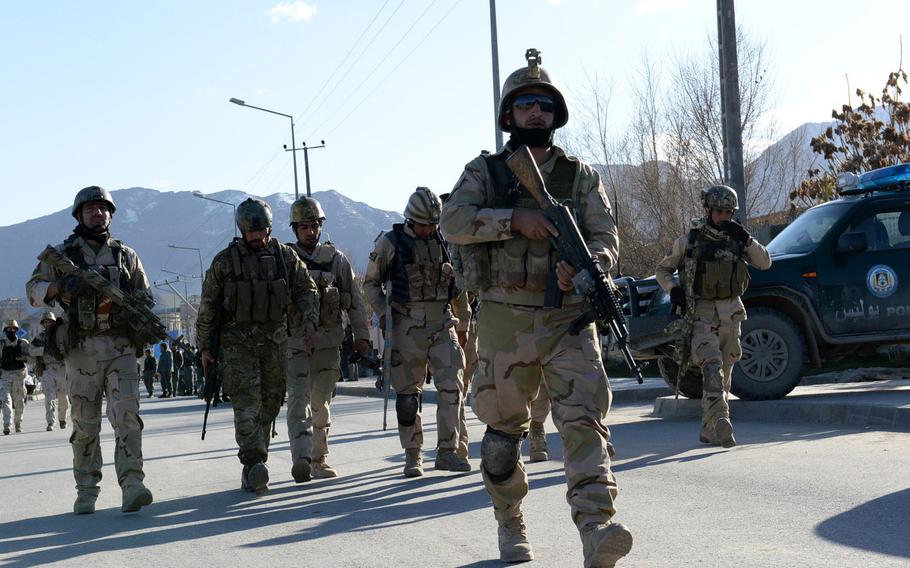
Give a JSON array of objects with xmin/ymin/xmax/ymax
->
[
  {"xmin": 718, "ymin": 220, "xmax": 751, "ymax": 246},
  {"xmin": 669, "ymin": 286, "xmax": 686, "ymax": 308}
]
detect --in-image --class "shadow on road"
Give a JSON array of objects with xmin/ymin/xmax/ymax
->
[{"xmin": 815, "ymin": 488, "xmax": 910, "ymax": 559}]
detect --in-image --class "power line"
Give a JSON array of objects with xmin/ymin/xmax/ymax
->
[
  {"xmin": 303, "ymin": 0, "xmax": 445, "ymax": 140},
  {"xmin": 322, "ymin": 0, "xmax": 463, "ymax": 138}
]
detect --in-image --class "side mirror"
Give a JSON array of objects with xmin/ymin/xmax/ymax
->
[{"xmin": 835, "ymin": 231, "xmax": 868, "ymax": 254}]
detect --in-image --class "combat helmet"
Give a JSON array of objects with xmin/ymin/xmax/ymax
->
[
  {"xmin": 71, "ymin": 186, "xmax": 117, "ymax": 219},
  {"xmin": 404, "ymin": 187, "xmax": 441, "ymax": 225},
  {"xmin": 40, "ymin": 311, "xmax": 57, "ymax": 324},
  {"xmin": 236, "ymin": 198, "xmax": 273, "ymax": 233},
  {"xmin": 702, "ymin": 185, "xmax": 739, "ymax": 211},
  {"xmin": 3, "ymin": 320, "xmax": 19, "ymax": 331},
  {"xmin": 498, "ymin": 48, "xmax": 569, "ymax": 132},
  {"xmin": 289, "ymin": 197, "xmax": 326, "ymax": 225}
]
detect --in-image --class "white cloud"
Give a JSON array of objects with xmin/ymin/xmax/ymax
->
[
  {"xmin": 636, "ymin": 0, "xmax": 690, "ymax": 16},
  {"xmin": 267, "ymin": 1, "xmax": 317, "ymax": 24}
]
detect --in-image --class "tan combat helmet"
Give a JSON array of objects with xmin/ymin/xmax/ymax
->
[
  {"xmin": 498, "ymin": 48, "xmax": 569, "ymax": 132},
  {"xmin": 404, "ymin": 187, "xmax": 441, "ymax": 225},
  {"xmin": 289, "ymin": 197, "xmax": 326, "ymax": 225},
  {"xmin": 235, "ymin": 198, "xmax": 273, "ymax": 233},
  {"xmin": 71, "ymin": 186, "xmax": 117, "ymax": 219},
  {"xmin": 3, "ymin": 320, "xmax": 19, "ymax": 332},
  {"xmin": 40, "ymin": 311, "xmax": 57, "ymax": 324},
  {"xmin": 702, "ymin": 185, "xmax": 739, "ymax": 211}
]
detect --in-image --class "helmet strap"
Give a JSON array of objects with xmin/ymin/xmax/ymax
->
[
  {"xmin": 508, "ymin": 125, "xmax": 554, "ymax": 149},
  {"xmin": 73, "ymin": 222, "xmax": 110, "ymax": 244}
]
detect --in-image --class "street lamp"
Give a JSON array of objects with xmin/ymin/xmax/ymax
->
[
  {"xmin": 168, "ymin": 244, "xmax": 204, "ymax": 280},
  {"xmin": 284, "ymin": 140, "xmax": 325, "ymax": 197},
  {"xmin": 229, "ymin": 97, "xmax": 300, "ymax": 199},
  {"xmin": 192, "ymin": 190, "xmax": 238, "ymax": 238}
]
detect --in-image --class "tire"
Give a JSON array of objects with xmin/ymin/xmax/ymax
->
[
  {"xmin": 657, "ymin": 355, "xmax": 703, "ymax": 399},
  {"xmin": 731, "ymin": 307, "xmax": 805, "ymax": 401}
]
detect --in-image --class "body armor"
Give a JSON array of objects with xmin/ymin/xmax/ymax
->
[
  {"xmin": 291, "ymin": 243, "xmax": 350, "ymax": 331},
  {"xmin": 452, "ymin": 153, "xmax": 578, "ymax": 292},
  {"xmin": 386, "ymin": 225, "xmax": 454, "ymax": 304},
  {"xmin": 1, "ymin": 340, "xmax": 26, "ymax": 371},
  {"xmin": 61, "ymin": 235, "xmax": 135, "ymax": 337},
  {"xmin": 679, "ymin": 224, "xmax": 750, "ymax": 300},
  {"xmin": 222, "ymin": 241, "xmax": 290, "ymax": 324}
]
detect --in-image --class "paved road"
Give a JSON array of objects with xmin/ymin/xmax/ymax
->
[{"xmin": 2, "ymin": 391, "xmax": 909, "ymax": 567}]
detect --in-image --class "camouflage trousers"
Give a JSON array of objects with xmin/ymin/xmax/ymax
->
[
  {"xmin": 1, "ymin": 368, "xmax": 26, "ymax": 430},
  {"xmin": 390, "ymin": 310, "xmax": 465, "ymax": 451},
  {"xmin": 43, "ymin": 363, "xmax": 69, "ymax": 427},
  {"xmin": 65, "ymin": 336, "xmax": 145, "ymax": 495},
  {"xmin": 691, "ymin": 313, "xmax": 743, "ymax": 429},
  {"xmin": 286, "ymin": 343, "xmax": 340, "ymax": 463},
  {"xmin": 456, "ymin": 320, "xmax": 478, "ymax": 459},
  {"xmin": 473, "ymin": 300, "xmax": 617, "ymax": 529},
  {"xmin": 222, "ymin": 327, "xmax": 287, "ymax": 466}
]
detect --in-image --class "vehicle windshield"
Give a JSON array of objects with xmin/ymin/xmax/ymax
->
[{"xmin": 767, "ymin": 202, "xmax": 851, "ymax": 255}]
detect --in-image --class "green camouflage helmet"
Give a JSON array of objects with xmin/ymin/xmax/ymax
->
[
  {"xmin": 4, "ymin": 319, "xmax": 19, "ymax": 331},
  {"xmin": 40, "ymin": 311, "xmax": 57, "ymax": 324},
  {"xmin": 404, "ymin": 187, "xmax": 441, "ymax": 225},
  {"xmin": 71, "ymin": 186, "xmax": 117, "ymax": 219},
  {"xmin": 289, "ymin": 197, "xmax": 326, "ymax": 225},
  {"xmin": 498, "ymin": 48, "xmax": 569, "ymax": 132},
  {"xmin": 702, "ymin": 185, "xmax": 739, "ymax": 211},
  {"xmin": 236, "ymin": 197, "xmax": 273, "ymax": 233}
]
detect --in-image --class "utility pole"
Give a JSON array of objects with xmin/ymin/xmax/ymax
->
[
  {"xmin": 285, "ymin": 141, "xmax": 326, "ymax": 197},
  {"xmin": 717, "ymin": 0, "xmax": 747, "ymax": 224},
  {"xmin": 489, "ymin": 0, "xmax": 503, "ymax": 151}
]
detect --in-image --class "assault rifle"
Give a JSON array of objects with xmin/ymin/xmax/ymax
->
[
  {"xmin": 38, "ymin": 246, "xmax": 191, "ymax": 351},
  {"xmin": 505, "ymin": 146, "xmax": 644, "ymax": 383},
  {"xmin": 201, "ymin": 337, "xmax": 220, "ymax": 440},
  {"xmin": 381, "ymin": 279, "xmax": 394, "ymax": 430}
]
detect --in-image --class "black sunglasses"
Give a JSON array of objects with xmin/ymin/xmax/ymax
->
[{"xmin": 512, "ymin": 94, "xmax": 556, "ymax": 113}]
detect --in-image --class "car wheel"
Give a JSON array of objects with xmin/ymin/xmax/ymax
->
[
  {"xmin": 732, "ymin": 307, "xmax": 805, "ymax": 401},
  {"xmin": 657, "ymin": 355, "xmax": 703, "ymax": 399}
]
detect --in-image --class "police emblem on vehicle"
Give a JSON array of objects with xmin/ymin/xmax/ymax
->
[{"xmin": 867, "ymin": 265, "xmax": 898, "ymax": 298}]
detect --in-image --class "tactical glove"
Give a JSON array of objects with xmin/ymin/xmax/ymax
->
[
  {"xmin": 718, "ymin": 220, "xmax": 751, "ymax": 246},
  {"xmin": 669, "ymin": 286, "xmax": 686, "ymax": 308}
]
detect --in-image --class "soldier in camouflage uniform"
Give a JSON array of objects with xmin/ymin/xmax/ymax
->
[
  {"xmin": 196, "ymin": 198, "xmax": 319, "ymax": 494},
  {"xmin": 364, "ymin": 187, "xmax": 470, "ymax": 478},
  {"xmin": 656, "ymin": 185, "xmax": 771, "ymax": 448},
  {"xmin": 285, "ymin": 197, "xmax": 372, "ymax": 480},
  {"xmin": 1, "ymin": 320, "xmax": 30, "ymax": 434},
  {"xmin": 440, "ymin": 48, "xmax": 633, "ymax": 566},
  {"xmin": 450, "ymin": 289, "xmax": 477, "ymax": 460},
  {"xmin": 31, "ymin": 311, "xmax": 70, "ymax": 430},
  {"xmin": 26, "ymin": 186, "xmax": 154, "ymax": 514}
]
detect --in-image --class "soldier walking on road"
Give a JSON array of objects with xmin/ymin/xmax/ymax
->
[
  {"xmin": 31, "ymin": 311, "xmax": 70, "ymax": 430},
  {"xmin": 655, "ymin": 185, "xmax": 771, "ymax": 448},
  {"xmin": 196, "ymin": 198, "xmax": 319, "ymax": 495},
  {"xmin": 157, "ymin": 342, "xmax": 173, "ymax": 398},
  {"xmin": 440, "ymin": 48, "xmax": 632, "ymax": 566},
  {"xmin": 26, "ymin": 185, "xmax": 154, "ymax": 514},
  {"xmin": 142, "ymin": 348, "xmax": 157, "ymax": 398},
  {"xmin": 285, "ymin": 197, "xmax": 372, "ymax": 480},
  {"xmin": 363, "ymin": 187, "xmax": 470, "ymax": 478},
  {"xmin": 1, "ymin": 320, "xmax": 30, "ymax": 434}
]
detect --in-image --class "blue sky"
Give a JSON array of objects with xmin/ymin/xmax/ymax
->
[{"xmin": 2, "ymin": 0, "xmax": 908, "ymax": 227}]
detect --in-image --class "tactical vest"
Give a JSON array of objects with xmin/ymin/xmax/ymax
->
[
  {"xmin": 222, "ymin": 241, "xmax": 290, "ymax": 324},
  {"xmin": 449, "ymin": 152, "xmax": 578, "ymax": 292},
  {"xmin": 679, "ymin": 227, "xmax": 750, "ymax": 300},
  {"xmin": 296, "ymin": 243, "xmax": 352, "ymax": 329},
  {"xmin": 1, "ymin": 341, "xmax": 25, "ymax": 371},
  {"xmin": 61, "ymin": 235, "xmax": 135, "ymax": 337},
  {"xmin": 386, "ymin": 224, "xmax": 454, "ymax": 304}
]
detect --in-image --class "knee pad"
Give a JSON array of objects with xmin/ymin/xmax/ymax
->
[
  {"xmin": 395, "ymin": 393, "xmax": 420, "ymax": 427},
  {"xmin": 480, "ymin": 427, "xmax": 522, "ymax": 484}
]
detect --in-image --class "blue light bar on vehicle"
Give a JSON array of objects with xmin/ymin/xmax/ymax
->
[{"xmin": 851, "ymin": 163, "xmax": 910, "ymax": 193}]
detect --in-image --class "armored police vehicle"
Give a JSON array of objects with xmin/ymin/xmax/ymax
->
[{"xmin": 621, "ymin": 163, "xmax": 910, "ymax": 400}]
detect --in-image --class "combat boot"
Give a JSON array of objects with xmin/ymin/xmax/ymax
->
[
  {"xmin": 247, "ymin": 463, "xmax": 270, "ymax": 495},
  {"xmin": 59, "ymin": 420, "xmax": 67, "ymax": 429},
  {"xmin": 580, "ymin": 521, "xmax": 633, "ymax": 568},
  {"xmin": 498, "ymin": 515, "xmax": 534, "ymax": 562},
  {"xmin": 291, "ymin": 458, "xmax": 312, "ymax": 483},
  {"xmin": 3, "ymin": 427, "xmax": 9, "ymax": 435},
  {"xmin": 435, "ymin": 448, "xmax": 471, "ymax": 472},
  {"xmin": 311, "ymin": 458, "xmax": 338, "ymax": 479},
  {"xmin": 46, "ymin": 424, "xmax": 54, "ymax": 432},
  {"xmin": 528, "ymin": 421, "xmax": 549, "ymax": 462},
  {"xmin": 403, "ymin": 448, "xmax": 424, "ymax": 478},
  {"xmin": 714, "ymin": 417, "xmax": 736, "ymax": 448},
  {"xmin": 73, "ymin": 492, "xmax": 97, "ymax": 515},
  {"xmin": 121, "ymin": 482, "xmax": 154, "ymax": 513},
  {"xmin": 698, "ymin": 422, "xmax": 716, "ymax": 445}
]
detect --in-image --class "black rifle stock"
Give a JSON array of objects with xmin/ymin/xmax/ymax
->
[
  {"xmin": 201, "ymin": 334, "xmax": 220, "ymax": 440},
  {"xmin": 505, "ymin": 146, "xmax": 644, "ymax": 383},
  {"xmin": 381, "ymin": 279, "xmax": 394, "ymax": 430}
]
